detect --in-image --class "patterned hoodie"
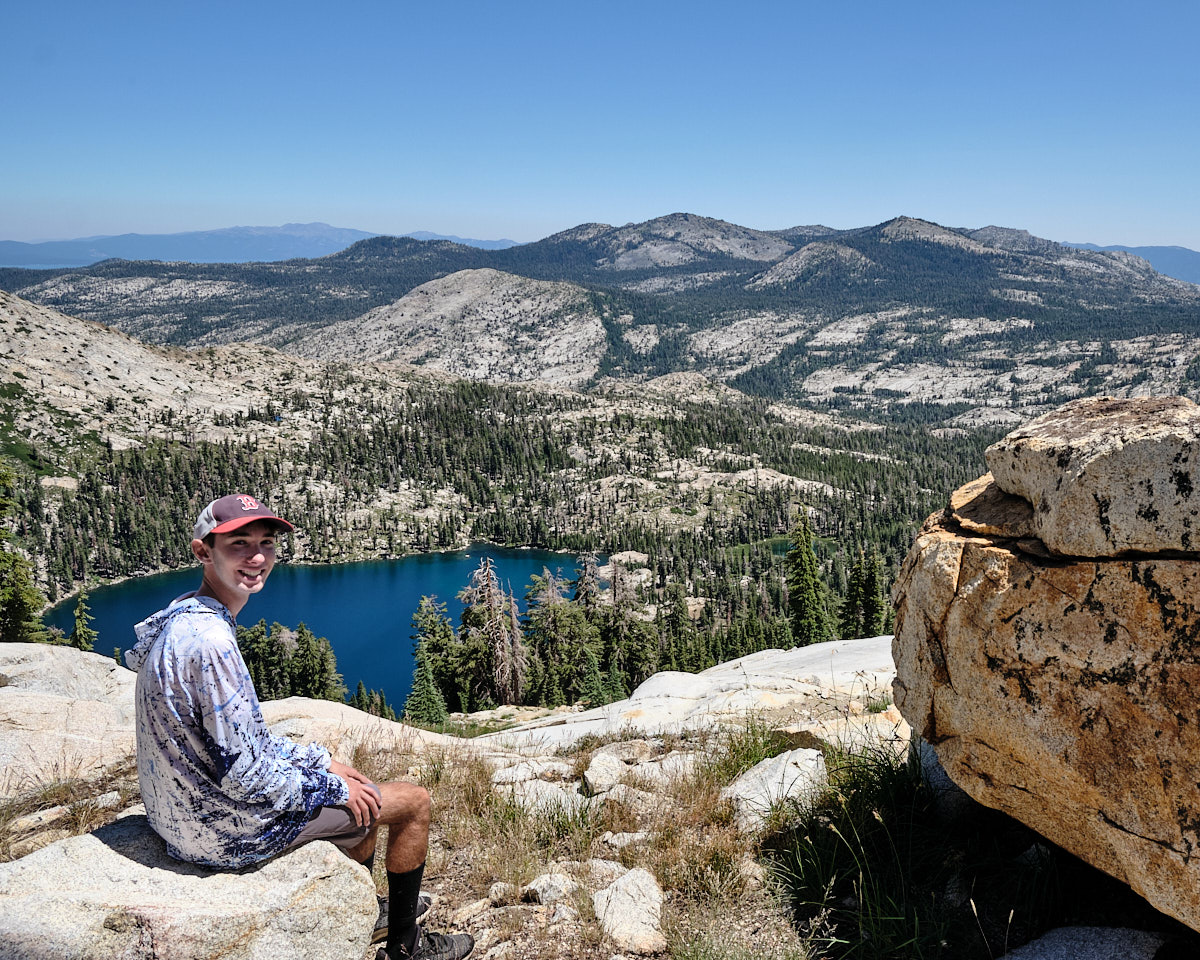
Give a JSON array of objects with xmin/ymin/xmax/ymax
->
[{"xmin": 126, "ymin": 595, "xmax": 349, "ymax": 867}]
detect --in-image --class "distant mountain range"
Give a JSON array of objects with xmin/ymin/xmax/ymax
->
[
  {"xmin": 4, "ymin": 212, "xmax": 1199, "ymax": 427},
  {"xmin": 0, "ymin": 223, "xmax": 520, "ymax": 267},
  {"xmin": 403, "ymin": 231, "xmax": 521, "ymax": 251},
  {"xmin": 6, "ymin": 220, "xmax": 1197, "ymax": 284},
  {"xmin": 1062, "ymin": 242, "xmax": 1200, "ymax": 285}
]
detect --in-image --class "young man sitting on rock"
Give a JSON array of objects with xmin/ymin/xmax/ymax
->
[{"xmin": 126, "ymin": 493, "xmax": 473, "ymax": 960}]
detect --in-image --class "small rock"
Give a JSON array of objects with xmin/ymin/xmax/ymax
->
[
  {"xmin": 593, "ymin": 740, "xmax": 654, "ymax": 764},
  {"xmin": 491, "ymin": 759, "xmax": 574, "ymax": 785},
  {"xmin": 739, "ymin": 857, "xmax": 766, "ymax": 889},
  {"xmin": 450, "ymin": 898, "xmax": 492, "ymax": 925},
  {"xmin": 498, "ymin": 779, "xmax": 587, "ymax": 815},
  {"xmin": 719, "ymin": 748, "xmax": 827, "ymax": 833},
  {"xmin": 91, "ymin": 790, "xmax": 122, "ymax": 810},
  {"xmin": 9, "ymin": 806, "xmax": 69, "ymax": 834},
  {"xmin": 583, "ymin": 753, "xmax": 626, "ymax": 795},
  {"xmin": 488, "ymin": 881, "xmax": 519, "ymax": 905},
  {"xmin": 592, "ymin": 867, "xmax": 667, "ymax": 955},
  {"xmin": 523, "ymin": 872, "xmax": 579, "ymax": 905},
  {"xmin": 602, "ymin": 831, "xmax": 649, "ymax": 850},
  {"xmin": 996, "ymin": 925, "xmax": 1165, "ymax": 959},
  {"xmin": 549, "ymin": 903, "xmax": 580, "ymax": 924},
  {"xmin": 603, "ymin": 783, "xmax": 659, "ymax": 819}
]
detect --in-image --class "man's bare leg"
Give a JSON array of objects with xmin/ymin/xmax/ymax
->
[
  {"xmin": 359, "ymin": 783, "xmax": 430, "ymax": 958},
  {"xmin": 378, "ymin": 781, "xmax": 431, "ymax": 873},
  {"xmin": 345, "ymin": 781, "xmax": 430, "ymax": 867}
]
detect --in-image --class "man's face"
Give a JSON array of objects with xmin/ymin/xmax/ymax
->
[{"xmin": 192, "ymin": 520, "xmax": 279, "ymax": 611}]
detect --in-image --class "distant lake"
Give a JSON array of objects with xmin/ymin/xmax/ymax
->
[{"xmin": 43, "ymin": 545, "xmax": 587, "ymax": 709}]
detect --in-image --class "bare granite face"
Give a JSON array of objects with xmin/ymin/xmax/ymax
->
[
  {"xmin": 289, "ymin": 268, "xmax": 608, "ymax": 388},
  {"xmin": 0, "ymin": 644, "xmax": 137, "ymax": 799}
]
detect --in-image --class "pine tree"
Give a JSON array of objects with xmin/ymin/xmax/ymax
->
[
  {"xmin": 411, "ymin": 596, "xmax": 457, "ymax": 709},
  {"xmin": 571, "ymin": 552, "xmax": 601, "ymax": 614},
  {"xmin": 604, "ymin": 659, "xmax": 627, "ymax": 702},
  {"xmin": 68, "ymin": 587, "xmax": 98, "ymax": 651},
  {"xmin": 405, "ymin": 637, "xmax": 449, "ymax": 725},
  {"xmin": 838, "ymin": 551, "xmax": 865, "ymax": 641},
  {"xmin": 0, "ymin": 465, "xmax": 47, "ymax": 644},
  {"xmin": 580, "ymin": 645, "xmax": 607, "ymax": 707},
  {"xmin": 860, "ymin": 549, "xmax": 887, "ymax": 637},
  {"xmin": 785, "ymin": 512, "xmax": 832, "ymax": 646}
]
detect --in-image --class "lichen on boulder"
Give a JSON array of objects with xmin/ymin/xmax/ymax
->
[{"xmin": 894, "ymin": 395, "xmax": 1200, "ymax": 933}]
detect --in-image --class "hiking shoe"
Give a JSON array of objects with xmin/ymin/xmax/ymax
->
[
  {"xmin": 371, "ymin": 892, "xmax": 433, "ymax": 944},
  {"xmin": 375, "ymin": 929, "xmax": 474, "ymax": 960}
]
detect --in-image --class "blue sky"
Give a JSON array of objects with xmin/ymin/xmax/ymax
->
[{"xmin": 3, "ymin": 0, "xmax": 1197, "ymax": 247}]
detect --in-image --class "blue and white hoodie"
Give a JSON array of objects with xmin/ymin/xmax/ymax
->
[{"xmin": 126, "ymin": 595, "xmax": 349, "ymax": 867}]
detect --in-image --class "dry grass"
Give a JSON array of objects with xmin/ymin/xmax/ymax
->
[
  {"xmin": 338, "ymin": 719, "xmax": 810, "ymax": 959},
  {"xmin": 0, "ymin": 759, "xmax": 139, "ymax": 863}
]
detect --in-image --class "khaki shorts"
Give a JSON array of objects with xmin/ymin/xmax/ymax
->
[{"xmin": 285, "ymin": 783, "xmax": 381, "ymax": 852}]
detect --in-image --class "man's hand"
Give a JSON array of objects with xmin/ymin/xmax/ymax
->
[{"xmin": 329, "ymin": 759, "xmax": 381, "ymax": 827}]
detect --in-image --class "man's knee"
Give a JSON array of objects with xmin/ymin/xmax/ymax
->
[{"xmin": 378, "ymin": 781, "xmax": 431, "ymax": 826}]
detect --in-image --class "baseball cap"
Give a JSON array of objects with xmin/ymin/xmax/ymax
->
[{"xmin": 193, "ymin": 494, "xmax": 294, "ymax": 541}]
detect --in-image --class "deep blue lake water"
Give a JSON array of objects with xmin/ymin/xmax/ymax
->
[{"xmin": 43, "ymin": 545, "xmax": 585, "ymax": 709}]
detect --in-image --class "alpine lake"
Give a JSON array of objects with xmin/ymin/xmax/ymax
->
[{"xmin": 43, "ymin": 545, "xmax": 588, "ymax": 709}]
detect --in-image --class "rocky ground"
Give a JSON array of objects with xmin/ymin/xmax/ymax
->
[{"xmin": 1, "ymin": 638, "xmax": 901, "ymax": 959}]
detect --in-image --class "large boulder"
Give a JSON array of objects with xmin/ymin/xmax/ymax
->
[
  {"xmin": 894, "ymin": 397, "xmax": 1200, "ymax": 933},
  {"xmin": 985, "ymin": 395, "xmax": 1200, "ymax": 556},
  {"xmin": 0, "ymin": 643, "xmax": 136, "ymax": 798},
  {"xmin": 479, "ymin": 636, "xmax": 896, "ymax": 751},
  {"xmin": 0, "ymin": 811, "xmax": 376, "ymax": 959},
  {"xmin": 261, "ymin": 697, "xmax": 461, "ymax": 762}
]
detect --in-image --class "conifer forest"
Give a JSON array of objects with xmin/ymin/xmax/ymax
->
[{"xmin": 2, "ymin": 371, "xmax": 1000, "ymax": 720}]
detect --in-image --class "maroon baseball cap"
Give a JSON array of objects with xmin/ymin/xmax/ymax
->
[{"xmin": 193, "ymin": 494, "xmax": 294, "ymax": 541}]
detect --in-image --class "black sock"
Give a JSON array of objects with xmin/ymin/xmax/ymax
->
[{"xmin": 386, "ymin": 862, "xmax": 425, "ymax": 957}]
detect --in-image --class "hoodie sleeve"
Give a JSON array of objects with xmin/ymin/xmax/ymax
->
[
  {"xmin": 193, "ymin": 632, "xmax": 349, "ymax": 812},
  {"xmin": 272, "ymin": 735, "xmax": 337, "ymax": 772}
]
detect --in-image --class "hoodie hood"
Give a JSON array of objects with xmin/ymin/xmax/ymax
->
[{"xmin": 125, "ymin": 595, "xmax": 232, "ymax": 671}]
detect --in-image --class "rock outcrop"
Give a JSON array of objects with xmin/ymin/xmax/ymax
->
[
  {"xmin": 985, "ymin": 395, "xmax": 1200, "ymax": 556},
  {"xmin": 2, "ymin": 636, "xmax": 902, "ymax": 958},
  {"xmin": 0, "ymin": 643, "xmax": 136, "ymax": 798},
  {"xmin": 0, "ymin": 811, "xmax": 376, "ymax": 960},
  {"xmin": 478, "ymin": 636, "xmax": 898, "ymax": 752},
  {"xmin": 893, "ymin": 395, "xmax": 1200, "ymax": 933}
]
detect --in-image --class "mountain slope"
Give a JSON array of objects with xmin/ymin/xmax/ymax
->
[
  {"xmin": 291, "ymin": 268, "xmax": 611, "ymax": 388},
  {"xmin": 1, "ymin": 237, "xmax": 493, "ymax": 345},
  {"xmin": 4, "ymin": 214, "xmax": 1199, "ymax": 423},
  {"xmin": 0, "ymin": 289, "xmax": 332, "ymax": 465}
]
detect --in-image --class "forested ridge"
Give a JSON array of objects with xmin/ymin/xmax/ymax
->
[{"xmin": 11, "ymin": 377, "xmax": 996, "ymax": 600}]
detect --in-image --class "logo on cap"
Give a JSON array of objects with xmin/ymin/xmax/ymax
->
[{"xmin": 235, "ymin": 495, "xmax": 261, "ymax": 511}]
